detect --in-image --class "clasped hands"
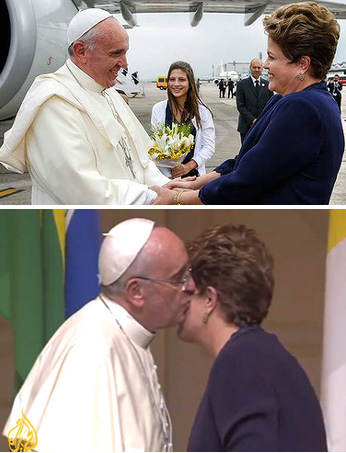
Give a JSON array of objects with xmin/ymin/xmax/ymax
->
[{"xmin": 150, "ymin": 177, "xmax": 197, "ymax": 205}]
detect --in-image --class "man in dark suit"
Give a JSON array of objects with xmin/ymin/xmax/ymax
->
[
  {"xmin": 218, "ymin": 79, "xmax": 226, "ymax": 98},
  {"xmin": 236, "ymin": 58, "xmax": 273, "ymax": 143},
  {"xmin": 328, "ymin": 74, "xmax": 343, "ymax": 111},
  {"xmin": 227, "ymin": 79, "xmax": 235, "ymax": 98}
]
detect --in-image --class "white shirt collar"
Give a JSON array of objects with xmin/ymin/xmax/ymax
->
[
  {"xmin": 99, "ymin": 295, "xmax": 155, "ymax": 349},
  {"xmin": 250, "ymin": 75, "xmax": 260, "ymax": 86},
  {"xmin": 66, "ymin": 59, "xmax": 105, "ymax": 94}
]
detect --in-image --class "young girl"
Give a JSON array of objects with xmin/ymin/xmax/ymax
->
[{"xmin": 151, "ymin": 61, "xmax": 215, "ymax": 178}]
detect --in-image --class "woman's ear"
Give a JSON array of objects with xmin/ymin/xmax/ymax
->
[
  {"xmin": 299, "ymin": 56, "xmax": 311, "ymax": 73},
  {"xmin": 124, "ymin": 278, "xmax": 145, "ymax": 308},
  {"xmin": 204, "ymin": 286, "xmax": 218, "ymax": 315}
]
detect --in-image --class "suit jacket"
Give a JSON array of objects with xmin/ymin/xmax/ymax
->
[
  {"xmin": 236, "ymin": 76, "xmax": 273, "ymax": 133},
  {"xmin": 188, "ymin": 324, "xmax": 327, "ymax": 452},
  {"xmin": 200, "ymin": 82, "xmax": 344, "ymax": 205},
  {"xmin": 328, "ymin": 81, "xmax": 342, "ymax": 101}
]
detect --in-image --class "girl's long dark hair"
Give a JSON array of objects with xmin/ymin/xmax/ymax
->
[{"xmin": 167, "ymin": 61, "xmax": 212, "ymax": 129}]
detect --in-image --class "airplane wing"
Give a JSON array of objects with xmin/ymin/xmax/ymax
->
[{"xmin": 90, "ymin": 0, "xmax": 346, "ymax": 26}]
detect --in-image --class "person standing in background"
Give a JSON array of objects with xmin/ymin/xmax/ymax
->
[
  {"xmin": 328, "ymin": 74, "xmax": 343, "ymax": 111},
  {"xmin": 227, "ymin": 79, "xmax": 235, "ymax": 98},
  {"xmin": 218, "ymin": 79, "xmax": 226, "ymax": 98},
  {"xmin": 236, "ymin": 59, "xmax": 273, "ymax": 143},
  {"xmin": 151, "ymin": 61, "xmax": 215, "ymax": 179}
]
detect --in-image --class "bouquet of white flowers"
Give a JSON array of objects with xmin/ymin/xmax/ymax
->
[{"xmin": 148, "ymin": 123, "xmax": 195, "ymax": 177}]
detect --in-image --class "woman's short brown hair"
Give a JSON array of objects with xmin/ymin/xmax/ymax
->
[
  {"xmin": 263, "ymin": 1, "xmax": 340, "ymax": 80},
  {"xmin": 186, "ymin": 224, "xmax": 274, "ymax": 327}
]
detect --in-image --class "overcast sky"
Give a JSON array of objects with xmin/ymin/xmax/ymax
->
[{"xmin": 113, "ymin": 12, "xmax": 346, "ymax": 81}]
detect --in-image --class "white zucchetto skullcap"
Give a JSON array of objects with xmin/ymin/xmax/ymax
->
[
  {"xmin": 99, "ymin": 218, "xmax": 155, "ymax": 286},
  {"xmin": 67, "ymin": 8, "xmax": 112, "ymax": 46}
]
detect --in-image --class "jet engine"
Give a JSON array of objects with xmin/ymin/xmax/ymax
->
[{"xmin": 0, "ymin": 0, "xmax": 78, "ymax": 120}]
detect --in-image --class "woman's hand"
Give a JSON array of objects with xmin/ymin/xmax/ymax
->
[
  {"xmin": 150, "ymin": 186, "xmax": 202, "ymax": 205},
  {"xmin": 163, "ymin": 177, "xmax": 197, "ymax": 191},
  {"xmin": 171, "ymin": 160, "xmax": 197, "ymax": 179}
]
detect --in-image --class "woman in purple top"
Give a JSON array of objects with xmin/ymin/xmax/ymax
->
[
  {"xmin": 178, "ymin": 224, "xmax": 327, "ymax": 451},
  {"xmin": 152, "ymin": 2, "xmax": 344, "ymax": 205}
]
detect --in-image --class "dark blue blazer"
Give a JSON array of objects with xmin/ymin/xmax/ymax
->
[
  {"xmin": 200, "ymin": 82, "xmax": 344, "ymax": 205},
  {"xmin": 188, "ymin": 325, "xmax": 327, "ymax": 452}
]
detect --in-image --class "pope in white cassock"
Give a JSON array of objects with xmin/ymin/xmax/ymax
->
[
  {"xmin": 0, "ymin": 9, "xmax": 169, "ymax": 205},
  {"xmin": 3, "ymin": 218, "xmax": 196, "ymax": 452}
]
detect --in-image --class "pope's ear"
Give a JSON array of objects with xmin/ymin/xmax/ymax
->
[
  {"xmin": 124, "ymin": 278, "xmax": 145, "ymax": 308},
  {"xmin": 72, "ymin": 41, "xmax": 88, "ymax": 61}
]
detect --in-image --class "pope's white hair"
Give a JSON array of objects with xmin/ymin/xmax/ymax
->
[
  {"xmin": 68, "ymin": 16, "xmax": 118, "ymax": 56},
  {"xmin": 102, "ymin": 248, "xmax": 149, "ymax": 294}
]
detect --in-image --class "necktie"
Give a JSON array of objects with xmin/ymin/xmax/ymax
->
[{"xmin": 255, "ymin": 80, "xmax": 260, "ymax": 95}]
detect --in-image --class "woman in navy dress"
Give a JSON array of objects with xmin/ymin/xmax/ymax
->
[
  {"xmin": 152, "ymin": 2, "xmax": 344, "ymax": 205},
  {"xmin": 178, "ymin": 224, "xmax": 327, "ymax": 452}
]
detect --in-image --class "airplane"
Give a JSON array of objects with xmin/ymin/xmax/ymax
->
[
  {"xmin": 218, "ymin": 60, "xmax": 240, "ymax": 82},
  {"xmin": 2, "ymin": 0, "xmax": 346, "ymax": 121},
  {"xmin": 91, "ymin": 0, "xmax": 346, "ymax": 28},
  {"xmin": 0, "ymin": 0, "xmax": 78, "ymax": 121},
  {"xmin": 115, "ymin": 68, "xmax": 145, "ymax": 97},
  {"xmin": 219, "ymin": 70, "xmax": 240, "ymax": 82}
]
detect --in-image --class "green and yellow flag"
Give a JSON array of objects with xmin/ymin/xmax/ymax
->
[
  {"xmin": 0, "ymin": 210, "xmax": 65, "ymax": 392},
  {"xmin": 0, "ymin": 209, "xmax": 101, "ymax": 393}
]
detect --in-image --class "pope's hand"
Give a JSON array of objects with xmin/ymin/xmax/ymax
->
[{"xmin": 150, "ymin": 186, "xmax": 176, "ymax": 205}]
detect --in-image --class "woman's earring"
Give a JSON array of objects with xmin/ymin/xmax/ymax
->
[
  {"xmin": 298, "ymin": 72, "xmax": 305, "ymax": 81},
  {"xmin": 202, "ymin": 313, "xmax": 210, "ymax": 324}
]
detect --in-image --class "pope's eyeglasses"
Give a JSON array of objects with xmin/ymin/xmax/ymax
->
[{"xmin": 135, "ymin": 268, "xmax": 192, "ymax": 291}]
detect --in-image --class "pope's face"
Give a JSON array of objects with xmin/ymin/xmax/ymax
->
[
  {"xmin": 83, "ymin": 18, "xmax": 129, "ymax": 88},
  {"xmin": 138, "ymin": 228, "xmax": 196, "ymax": 332}
]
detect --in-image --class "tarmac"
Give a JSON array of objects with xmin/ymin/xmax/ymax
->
[{"xmin": 0, "ymin": 82, "xmax": 346, "ymax": 205}]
